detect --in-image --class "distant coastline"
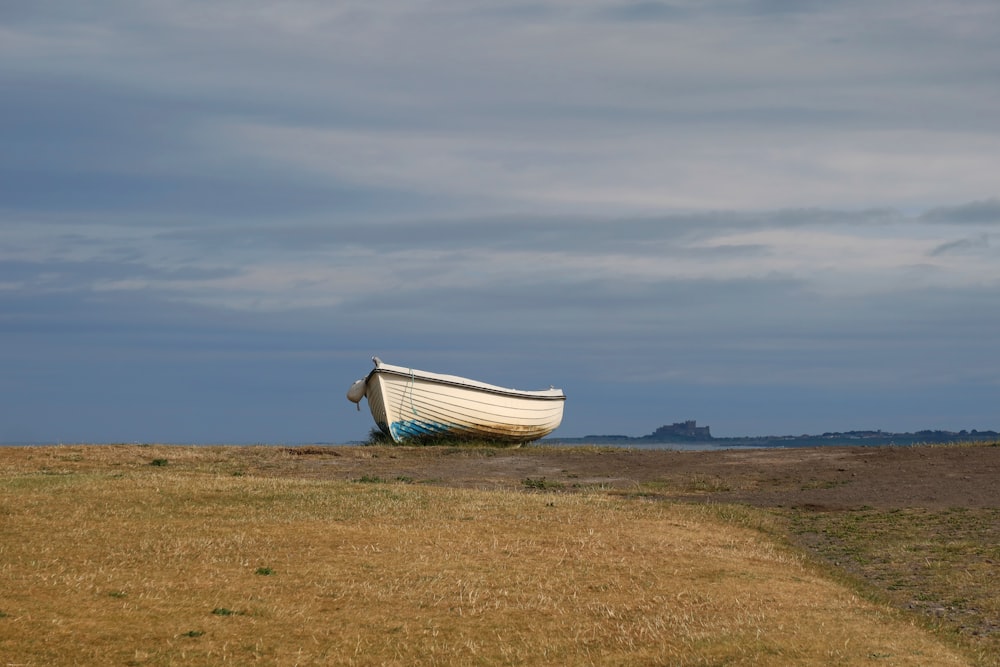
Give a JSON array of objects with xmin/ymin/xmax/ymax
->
[
  {"xmin": 548, "ymin": 420, "xmax": 1000, "ymax": 447},
  {"xmin": 4, "ymin": 420, "xmax": 998, "ymax": 448}
]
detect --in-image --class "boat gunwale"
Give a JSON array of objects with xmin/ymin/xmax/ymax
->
[{"xmin": 366, "ymin": 364, "xmax": 566, "ymax": 402}]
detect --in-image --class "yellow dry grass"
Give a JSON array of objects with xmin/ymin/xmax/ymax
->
[{"xmin": 0, "ymin": 446, "xmax": 972, "ymax": 666}]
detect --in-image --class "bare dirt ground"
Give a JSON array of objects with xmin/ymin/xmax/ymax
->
[{"xmin": 275, "ymin": 442, "xmax": 1000, "ymax": 511}]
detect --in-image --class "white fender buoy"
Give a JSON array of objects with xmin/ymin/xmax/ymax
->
[{"xmin": 346, "ymin": 379, "xmax": 367, "ymax": 410}]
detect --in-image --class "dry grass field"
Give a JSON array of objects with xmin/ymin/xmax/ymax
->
[{"xmin": 0, "ymin": 445, "xmax": 984, "ymax": 666}]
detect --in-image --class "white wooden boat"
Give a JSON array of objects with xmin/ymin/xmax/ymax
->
[{"xmin": 347, "ymin": 357, "xmax": 566, "ymax": 444}]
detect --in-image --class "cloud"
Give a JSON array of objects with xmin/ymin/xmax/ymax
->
[
  {"xmin": 921, "ymin": 199, "xmax": 1000, "ymax": 225},
  {"xmin": 8, "ymin": 206, "xmax": 999, "ymax": 319},
  {"xmin": 207, "ymin": 115, "xmax": 1000, "ymax": 212},
  {"xmin": 6, "ymin": 1, "xmax": 1000, "ymax": 217},
  {"xmin": 598, "ymin": 2, "xmax": 692, "ymax": 22},
  {"xmin": 2, "ymin": 1, "xmax": 1000, "ymax": 441},
  {"xmin": 928, "ymin": 233, "xmax": 990, "ymax": 256}
]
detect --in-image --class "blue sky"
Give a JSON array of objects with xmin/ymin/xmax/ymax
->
[{"xmin": 3, "ymin": 1, "xmax": 999, "ymax": 443}]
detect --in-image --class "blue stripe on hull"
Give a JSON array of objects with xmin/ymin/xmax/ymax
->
[{"xmin": 389, "ymin": 419, "xmax": 458, "ymax": 442}]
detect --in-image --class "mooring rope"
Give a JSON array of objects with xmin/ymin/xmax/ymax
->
[{"xmin": 408, "ymin": 368, "xmax": 419, "ymax": 417}]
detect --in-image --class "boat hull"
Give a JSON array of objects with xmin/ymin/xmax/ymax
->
[{"xmin": 358, "ymin": 361, "xmax": 565, "ymax": 444}]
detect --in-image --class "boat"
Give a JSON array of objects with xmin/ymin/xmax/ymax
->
[{"xmin": 347, "ymin": 357, "xmax": 566, "ymax": 444}]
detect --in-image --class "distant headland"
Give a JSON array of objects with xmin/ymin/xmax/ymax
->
[{"xmin": 549, "ymin": 420, "xmax": 1000, "ymax": 447}]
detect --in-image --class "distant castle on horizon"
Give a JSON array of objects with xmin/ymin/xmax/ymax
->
[
  {"xmin": 577, "ymin": 419, "xmax": 715, "ymax": 443},
  {"xmin": 643, "ymin": 420, "xmax": 713, "ymax": 441}
]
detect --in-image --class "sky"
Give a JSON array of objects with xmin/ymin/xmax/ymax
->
[{"xmin": 2, "ymin": 1, "xmax": 999, "ymax": 444}]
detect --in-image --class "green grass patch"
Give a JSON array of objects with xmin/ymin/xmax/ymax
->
[
  {"xmin": 211, "ymin": 607, "xmax": 241, "ymax": 616},
  {"xmin": 364, "ymin": 427, "xmax": 535, "ymax": 448},
  {"xmin": 353, "ymin": 474, "xmax": 386, "ymax": 483},
  {"xmin": 522, "ymin": 477, "xmax": 564, "ymax": 490}
]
